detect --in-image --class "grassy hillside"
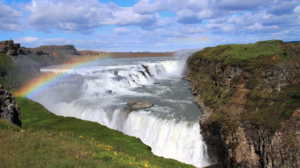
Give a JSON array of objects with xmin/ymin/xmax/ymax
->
[
  {"xmin": 0, "ymin": 97, "xmax": 193, "ymax": 168},
  {"xmin": 189, "ymin": 40, "xmax": 300, "ymax": 69}
]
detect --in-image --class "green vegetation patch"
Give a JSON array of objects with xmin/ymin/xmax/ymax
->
[
  {"xmin": 0, "ymin": 120, "xmax": 154, "ymax": 168},
  {"xmin": 13, "ymin": 96, "xmax": 193, "ymax": 168},
  {"xmin": 188, "ymin": 40, "xmax": 300, "ymax": 68},
  {"xmin": 242, "ymin": 82, "xmax": 300, "ymax": 130}
]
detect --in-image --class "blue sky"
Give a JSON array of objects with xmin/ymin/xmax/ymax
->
[{"xmin": 0, "ymin": 0, "xmax": 300, "ymax": 52}]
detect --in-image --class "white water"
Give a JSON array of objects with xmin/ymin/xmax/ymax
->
[{"xmin": 31, "ymin": 56, "xmax": 212, "ymax": 167}]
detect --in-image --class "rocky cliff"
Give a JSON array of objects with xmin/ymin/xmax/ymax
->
[
  {"xmin": 0, "ymin": 84, "xmax": 21, "ymax": 127},
  {"xmin": 186, "ymin": 40, "xmax": 300, "ymax": 167},
  {"xmin": 0, "ymin": 40, "xmax": 21, "ymax": 56},
  {"xmin": 37, "ymin": 45, "xmax": 80, "ymax": 56}
]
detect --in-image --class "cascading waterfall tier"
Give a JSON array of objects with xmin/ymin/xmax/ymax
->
[{"xmin": 33, "ymin": 57, "xmax": 212, "ymax": 167}]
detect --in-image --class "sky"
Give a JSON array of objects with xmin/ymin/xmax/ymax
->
[{"xmin": 0, "ymin": 0, "xmax": 299, "ymax": 52}]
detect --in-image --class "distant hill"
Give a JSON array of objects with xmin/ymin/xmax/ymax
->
[
  {"xmin": 285, "ymin": 41, "xmax": 300, "ymax": 44},
  {"xmin": 106, "ymin": 52, "xmax": 173, "ymax": 58}
]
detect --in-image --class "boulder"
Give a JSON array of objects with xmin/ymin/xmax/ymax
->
[
  {"xmin": 123, "ymin": 100, "xmax": 154, "ymax": 113},
  {"xmin": 142, "ymin": 65, "xmax": 153, "ymax": 76}
]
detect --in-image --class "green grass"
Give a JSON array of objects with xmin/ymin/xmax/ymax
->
[
  {"xmin": 188, "ymin": 40, "xmax": 300, "ymax": 68},
  {"xmin": 0, "ymin": 120, "xmax": 154, "ymax": 168},
  {"xmin": 9, "ymin": 96, "xmax": 193, "ymax": 168}
]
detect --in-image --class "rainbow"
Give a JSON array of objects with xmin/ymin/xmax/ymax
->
[{"xmin": 15, "ymin": 55, "xmax": 107, "ymax": 98}]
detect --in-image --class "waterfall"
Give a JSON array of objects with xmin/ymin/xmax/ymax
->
[{"xmin": 32, "ymin": 57, "xmax": 212, "ymax": 167}]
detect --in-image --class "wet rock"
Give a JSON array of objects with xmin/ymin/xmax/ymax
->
[
  {"xmin": 142, "ymin": 65, "xmax": 153, "ymax": 76},
  {"xmin": 123, "ymin": 100, "xmax": 154, "ymax": 113},
  {"xmin": 139, "ymin": 71, "xmax": 147, "ymax": 78},
  {"xmin": 105, "ymin": 90, "xmax": 114, "ymax": 94}
]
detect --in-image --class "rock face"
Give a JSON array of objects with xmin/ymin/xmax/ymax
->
[
  {"xmin": 0, "ymin": 40, "xmax": 20, "ymax": 56},
  {"xmin": 0, "ymin": 85, "xmax": 21, "ymax": 127},
  {"xmin": 187, "ymin": 47, "xmax": 300, "ymax": 167},
  {"xmin": 38, "ymin": 45, "xmax": 80, "ymax": 55},
  {"xmin": 123, "ymin": 101, "xmax": 154, "ymax": 113},
  {"xmin": 35, "ymin": 50, "xmax": 50, "ymax": 56}
]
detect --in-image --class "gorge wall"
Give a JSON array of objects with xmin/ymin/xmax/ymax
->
[{"xmin": 186, "ymin": 40, "xmax": 300, "ymax": 167}]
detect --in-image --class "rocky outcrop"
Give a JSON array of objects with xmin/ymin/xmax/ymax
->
[
  {"xmin": 35, "ymin": 50, "xmax": 50, "ymax": 56},
  {"xmin": 123, "ymin": 101, "xmax": 154, "ymax": 113},
  {"xmin": 0, "ymin": 40, "xmax": 20, "ymax": 56},
  {"xmin": 38, "ymin": 45, "xmax": 80, "ymax": 55},
  {"xmin": 0, "ymin": 84, "xmax": 21, "ymax": 127},
  {"xmin": 187, "ymin": 46, "xmax": 300, "ymax": 167}
]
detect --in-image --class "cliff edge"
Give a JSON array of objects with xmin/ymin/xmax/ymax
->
[{"xmin": 186, "ymin": 40, "xmax": 300, "ymax": 167}]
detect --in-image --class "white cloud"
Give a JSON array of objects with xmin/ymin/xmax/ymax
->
[
  {"xmin": 0, "ymin": 3, "xmax": 23, "ymax": 32},
  {"xmin": 294, "ymin": 5, "xmax": 300, "ymax": 13},
  {"xmin": 228, "ymin": 15, "xmax": 242, "ymax": 23},
  {"xmin": 269, "ymin": 1, "xmax": 299, "ymax": 15},
  {"xmin": 112, "ymin": 27, "xmax": 130, "ymax": 34},
  {"xmin": 18, "ymin": 37, "xmax": 39, "ymax": 43},
  {"xmin": 221, "ymin": 24, "xmax": 235, "ymax": 31},
  {"xmin": 178, "ymin": 25, "xmax": 203, "ymax": 34},
  {"xmin": 133, "ymin": 0, "xmax": 171, "ymax": 14},
  {"xmin": 248, "ymin": 23, "xmax": 278, "ymax": 32},
  {"xmin": 23, "ymin": 0, "xmax": 164, "ymax": 33}
]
